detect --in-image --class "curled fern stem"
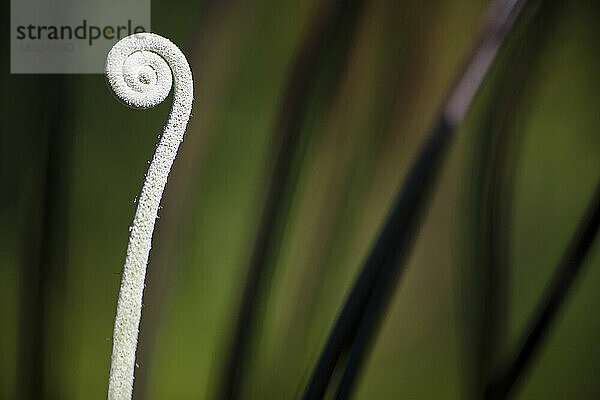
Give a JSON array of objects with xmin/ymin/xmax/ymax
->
[{"xmin": 105, "ymin": 33, "xmax": 193, "ymax": 400}]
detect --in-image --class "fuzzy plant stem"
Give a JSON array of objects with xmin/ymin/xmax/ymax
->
[{"xmin": 104, "ymin": 33, "xmax": 193, "ymax": 400}]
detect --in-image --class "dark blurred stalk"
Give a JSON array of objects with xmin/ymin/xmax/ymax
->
[
  {"xmin": 216, "ymin": 0, "xmax": 369, "ymax": 398},
  {"xmin": 270, "ymin": 0, "xmax": 438, "ymax": 390},
  {"xmin": 303, "ymin": 1, "xmax": 535, "ymax": 398},
  {"xmin": 16, "ymin": 76, "xmax": 73, "ymax": 400},
  {"xmin": 330, "ymin": 118, "xmax": 453, "ymax": 400},
  {"xmin": 462, "ymin": 1, "xmax": 560, "ymax": 398},
  {"xmin": 485, "ymin": 178, "xmax": 600, "ymax": 400}
]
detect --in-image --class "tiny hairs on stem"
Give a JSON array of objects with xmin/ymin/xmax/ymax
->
[{"xmin": 105, "ymin": 33, "xmax": 193, "ymax": 400}]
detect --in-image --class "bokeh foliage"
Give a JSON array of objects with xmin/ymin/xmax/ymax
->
[{"xmin": 1, "ymin": 0, "xmax": 599, "ymax": 399}]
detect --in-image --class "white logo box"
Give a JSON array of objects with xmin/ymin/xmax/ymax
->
[{"xmin": 11, "ymin": 0, "xmax": 150, "ymax": 73}]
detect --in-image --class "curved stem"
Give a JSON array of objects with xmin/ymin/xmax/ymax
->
[
  {"xmin": 105, "ymin": 33, "xmax": 193, "ymax": 400},
  {"xmin": 485, "ymin": 178, "xmax": 600, "ymax": 400}
]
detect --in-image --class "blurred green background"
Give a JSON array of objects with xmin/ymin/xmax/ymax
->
[{"xmin": 1, "ymin": 0, "xmax": 599, "ymax": 399}]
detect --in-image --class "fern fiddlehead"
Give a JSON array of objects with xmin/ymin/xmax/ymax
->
[{"xmin": 105, "ymin": 33, "xmax": 193, "ymax": 400}]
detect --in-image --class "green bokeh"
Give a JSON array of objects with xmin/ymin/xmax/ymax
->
[{"xmin": 1, "ymin": 0, "xmax": 599, "ymax": 399}]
